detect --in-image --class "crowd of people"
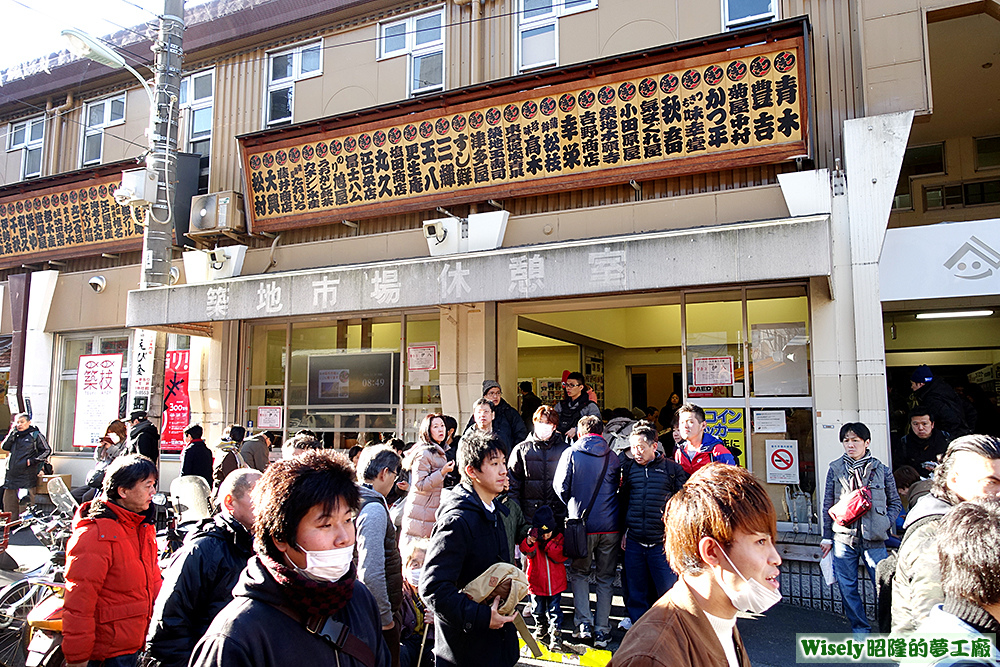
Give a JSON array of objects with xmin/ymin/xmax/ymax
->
[{"xmin": 9, "ymin": 363, "xmax": 997, "ymax": 667}]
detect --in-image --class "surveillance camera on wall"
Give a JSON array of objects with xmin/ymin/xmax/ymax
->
[
  {"xmin": 207, "ymin": 248, "xmax": 228, "ymax": 269},
  {"xmin": 423, "ymin": 221, "xmax": 448, "ymax": 244},
  {"xmin": 88, "ymin": 276, "xmax": 107, "ymax": 293}
]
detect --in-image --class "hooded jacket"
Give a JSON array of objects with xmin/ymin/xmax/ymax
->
[
  {"xmin": 400, "ymin": 441, "xmax": 450, "ymax": 543},
  {"xmin": 673, "ymin": 432, "xmax": 735, "ymax": 475},
  {"xmin": 1, "ymin": 425, "xmax": 50, "ymax": 489},
  {"xmin": 64, "ymin": 499, "xmax": 162, "ymax": 664},
  {"xmin": 190, "ymin": 557, "xmax": 389, "ymax": 667},
  {"xmin": 553, "ymin": 434, "xmax": 621, "ymax": 535},
  {"xmin": 357, "ymin": 484, "xmax": 403, "ymax": 627},
  {"xmin": 239, "ymin": 433, "xmax": 270, "ymax": 472},
  {"xmin": 145, "ymin": 513, "xmax": 255, "ymax": 667},
  {"xmin": 508, "ymin": 431, "xmax": 569, "ymax": 526},
  {"xmin": 420, "ymin": 483, "xmax": 518, "ymax": 667},
  {"xmin": 891, "ymin": 493, "xmax": 951, "ymax": 634},
  {"xmin": 519, "ymin": 532, "xmax": 567, "ymax": 597},
  {"xmin": 127, "ymin": 419, "xmax": 160, "ymax": 464},
  {"xmin": 620, "ymin": 454, "xmax": 689, "ymax": 545}
]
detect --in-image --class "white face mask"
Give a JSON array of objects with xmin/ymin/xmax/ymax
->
[
  {"xmin": 534, "ymin": 424, "xmax": 555, "ymax": 440},
  {"xmin": 405, "ymin": 567, "xmax": 422, "ymax": 587},
  {"xmin": 290, "ymin": 543, "xmax": 355, "ymax": 583},
  {"xmin": 716, "ymin": 543, "xmax": 781, "ymax": 614}
]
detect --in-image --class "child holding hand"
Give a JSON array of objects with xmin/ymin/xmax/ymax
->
[{"xmin": 518, "ymin": 505, "xmax": 567, "ymax": 651}]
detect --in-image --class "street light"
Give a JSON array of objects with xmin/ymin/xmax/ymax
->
[{"xmin": 61, "ymin": 29, "xmax": 154, "ymax": 105}]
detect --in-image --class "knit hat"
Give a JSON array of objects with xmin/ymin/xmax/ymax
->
[
  {"xmin": 911, "ymin": 365, "xmax": 933, "ymax": 384},
  {"xmin": 482, "ymin": 380, "xmax": 501, "ymax": 395},
  {"xmin": 533, "ymin": 505, "xmax": 555, "ymax": 532}
]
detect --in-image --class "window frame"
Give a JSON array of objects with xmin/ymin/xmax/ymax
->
[
  {"xmin": 180, "ymin": 69, "xmax": 215, "ymax": 194},
  {"xmin": 377, "ymin": 8, "xmax": 446, "ymax": 96},
  {"xmin": 722, "ymin": 0, "xmax": 779, "ymax": 31},
  {"xmin": 81, "ymin": 93, "xmax": 127, "ymax": 167},
  {"xmin": 7, "ymin": 116, "xmax": 45, "ymax": 179},
  {"xmin": 265, "ymin": 40, "xmax": 323, "ymax": 127},
  {"xmin": 892, "ymin": 142, "xmax": 947, "ymax": 211},
  {"xmin": 974, "ymin": 135, "xmax": 1000, "ymax": 172},
  {"xmin": 517, "ymin": 0, "xmax": 596, "ymax": 73}
]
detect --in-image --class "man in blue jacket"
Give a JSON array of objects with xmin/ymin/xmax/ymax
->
[{"xmin": 553, "ymin": 415, "xmax": 622, "ymax": 648}]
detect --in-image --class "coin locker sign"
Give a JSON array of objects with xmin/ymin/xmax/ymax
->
[{"xmin": 241, "ymin": 40, "xmax": 806, "ymax": 231}]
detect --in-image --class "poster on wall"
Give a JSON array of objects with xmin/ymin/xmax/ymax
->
[
  {"xmin": 257, "ymin": 406, "xmax": 283, "ymax": 429},
  {"xmin": 703, "ymin": 407, "xmax": 746, "ymax": 468},
  {"xmin": 128, "ymin": 329, "xmax": 157, "ymax": 414},
  {"xmin": 407, "ymin": 344, "xmax": 438, "ymax": 372},
  {"xmin": 73, "ymin": 354, "xmax": 124, "ymax": 448},
  {"xmin": 693, "ymin": 356, "xmax": 734, "ymax": 386},
  {"xmin": 161, "ymin": 350, "xmax": 191, "ymax": 453},
  {"xmin": 307, "ymin": 352, "xmax": 400, "ymax": 411},
  {"xmin": 765, "ymin": 439, "xmax": 799, "ymax": 484}
]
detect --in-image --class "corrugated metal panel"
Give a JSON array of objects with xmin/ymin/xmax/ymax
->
[{"xmin": 211, "ymin": 49, "xmax": 267, "ymax": 194}]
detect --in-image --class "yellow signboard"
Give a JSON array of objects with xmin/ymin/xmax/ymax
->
[{"xmin": 242, "ymin": 42, "xmax": 806, "ymax": 230}]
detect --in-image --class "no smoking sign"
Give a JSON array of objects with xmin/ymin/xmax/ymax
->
[{"xmin": 765, "ymin": 440, "xmax": 799, "ymax": 484}]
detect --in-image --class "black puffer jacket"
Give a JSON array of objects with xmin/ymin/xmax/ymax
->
[
  {"xmin": 508, "ymin": 432, "xmax": 569, "ymax": 526},
  {"xmin": 619, "ymin": 455, "xmax": 688, "ymax": 545},
  {"xmin": 420, "ymin": 484, "xmax": 518, "ymax": 667},
  {"xmin": 146, "ymin": 513, "xmax": 255, "ymax": 667},
  {"xmin": 2, "ymin": 425, "xmax": 50, "ymax": 489},
  {"xmin": 190, "ymin": 557, "xmax": 389, "ymax": 667},
  {"xmin": 127, "ymin": 419, "xmax": 160, "ymax": 464}
]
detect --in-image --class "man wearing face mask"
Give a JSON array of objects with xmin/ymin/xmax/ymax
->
[
  {"xmin": 611, "ymin": 464, "xmax": 782, "ymax": 667},
  {"xmin": 190, "ymin": 450, "xmax": 389, "ymax": 667},
  {"xmin": 509, "ymin": 406, "xmax": 569, "ymax": 526}
]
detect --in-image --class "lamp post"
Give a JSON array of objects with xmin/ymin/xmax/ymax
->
[{"xmin": 61, "ymin": 0, "xmax": 184, "ymax": 288}]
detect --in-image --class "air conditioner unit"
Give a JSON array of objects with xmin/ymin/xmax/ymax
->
[{"xmin": 188, "ymin": 191, "xmax": 246, "ymax": 237}]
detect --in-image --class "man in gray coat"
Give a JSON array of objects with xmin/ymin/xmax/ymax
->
[{"xmin": 239, "ymin": 431, "xmax": 271, "ymax": 472}]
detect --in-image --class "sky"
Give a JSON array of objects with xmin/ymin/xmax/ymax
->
[{"xmin": 0, "ymin": 0, "xmax": 206, "ymax": 73}]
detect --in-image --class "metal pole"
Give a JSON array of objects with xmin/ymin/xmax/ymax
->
[{"xmin": 142, "ymin": 0, "xmax": 184, "ymax": 288}]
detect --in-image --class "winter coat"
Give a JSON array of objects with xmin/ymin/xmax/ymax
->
[
  {"xmin": 357, "ymin": 484, "xmax": 403, "ymax": 627},
  {"xmin": 899, "ymin": 430, "xmax": 950, "ymax": 474},
  {"xmin": 610, "ymin": 577, "xmax": 750, "ymax": 667},
  {"xmin": 519, "ymin": 532, "xmax": 567, "ymax": 597},
  {"xmin": 400, "ymin": 442, "xmax": 450, "ymax": 543},
  {"xmin": 914, "ymin": 602, "xmax": 1000, "ymax": 666},
  {"xmin": 180, "ymin": 439, "xmax": 214, "ymax": 487},
  {"xmin": 127, "ymin": 419, "xmax": 160, "ymax": 464},
  {"xmin": 508, "ymin": 432, "xmax": 569, "ymax": 526},
  {"xmin": 604, "ymin": 417, "xmax": 636, "ymax": 454},
  {"xmin": 463, "ymin": 398, "xmax": 527, "ymax": 456},
  {"xmin": 420, "ymin": 483, "xmax": 518, "ymax": 667},
  {"xmin": 239, "ymin": 434, "xmax": 270, "ymax": 472},
  {"xmin": 913, "ymin": 379, "xmax": 976, "ymax": 438},
  {"xmin": 497, "ymin": 494, "xmax": 530, "ymax": 562},
  {"xmin": 63, "ymin": 499, "xmax": 162, "ymax": 664},
  {"xmin": 519, "ymin": 392, "xmax": 542, "ymax": 429},
  {"xmin": 620, "ymin": 454, "xmax": 689, "ymax": 545},
  {"xmin": 822, "ymin": 455, "xmax": 902, "ymax": 548},
  {"xmin": 553, "ymin": 396, "xmax": 601, "ymax": 437},
  {"xmin": 1, "ymin": 425, "xmax": 50, "ymax": 489},
  {"xmin": 673, "ymin": 432, "xmax": 735, "ymax": 475},
  {"xmin": 190, "ymin": 557, "xmax": 390, "ymax": 667},
  {"xmin": 212, "ymin": 443, "xmax": 246, "ymax": 491},
  {"xmin": 553, "ymin": 434, "xmax": 621, "ymax": 535},
  {"xmin": 145, "ymin": 513, "xmax": 255, "ymax": 667},
  {"xmin": 891, "ymin": 493, "xmax": 951, "ymax": 634}
]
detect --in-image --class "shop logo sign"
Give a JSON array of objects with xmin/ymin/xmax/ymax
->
[{"xmin": 943, "ymin": 236, "xmax": 1000, "ymax": 280}]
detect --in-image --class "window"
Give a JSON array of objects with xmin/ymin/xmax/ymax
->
[
  {"xmin": 976, "ymin": 136, "xmax": 1000, "ymax": 171},
  {"xmin": 82, "ymin": 93, "xmax": 126, "ymax": 166},
  {"xmin": 892, "ymin": 143, "xmax": 945, "ymax": 210},
  {"xmin": 266, "ymin": 41, "xmax": 322, "ymax": 126},
  {"xmin": 180, "ymin": 70, "xmax": 214, "ymax": 194},
  {"xmin": 925, "ymin": 179, "xmax": 1000, "ymax": 210},
  {"xmin": 7, "ymin": 116, "xmax": 44, "ymax": 179},
  {"xmin": 724, "ymin": 0, "xmax": 778, "ymax": 30},
  {"xmin": 54, "ymin": 331, "xmax": 132, "ymax": 452},
  {"xmin": 378, "ymin": 9, "xmax": 445, "ymax": 95},
  {"xmin": 517, "ymin": 0, "xmax": 596, "ymax": 72}
]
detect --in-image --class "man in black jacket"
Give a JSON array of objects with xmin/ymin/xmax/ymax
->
[
  {"xmin": 465, "ymin": 381, "xmax": 528, "ymax": 455},
  {"xmin": 127, "ymin": 410, "xmax": 160, "ymax": 465},
  {"xmin": 179, "ymin": 424, "xmax": 213, "ymax": 487},
  {"xmin": 911, "ymin": 365, "xmax": 976, "ymax": 438},
  {"xmin": 619, "ymin": 422, "xmax": 688, "ymax": 624},
  {"xmin": 146, "ymin": 468, "xmax": 261, "ymax": 666},
  {"xmin": 421, "ymin": 432, "xmax": 519, "ymax": 667}
]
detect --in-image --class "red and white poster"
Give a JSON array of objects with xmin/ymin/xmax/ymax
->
[
  {"xmin": 73, "ymin": 354, "xmax": 124, "ymax": 449},
  {"xmin": 161, "ymin": 350, "xmax": 191, "ymax": 453}
]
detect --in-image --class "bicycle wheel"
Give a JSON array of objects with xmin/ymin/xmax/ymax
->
[{"xmin": 0, "ymin": 580, "xmax": 50, "ymax": 667}]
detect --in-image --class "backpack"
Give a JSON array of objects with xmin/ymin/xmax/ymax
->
[{"xmin": 874, "ymin": 513, "xmax": 942, "ymax": 633}]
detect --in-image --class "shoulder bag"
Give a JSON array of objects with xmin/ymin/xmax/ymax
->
[
  {"xmin": 563, "ymin": 453, "xmax": 610, "ymax": 560},
  {"xmin": 828, "ymin": 466, "xmax": 876, "ymax": 527}
]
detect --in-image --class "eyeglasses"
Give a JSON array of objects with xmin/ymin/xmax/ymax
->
[{"xmin": 563, "ymin": 382, "xmax": 582, "ymax": 388}]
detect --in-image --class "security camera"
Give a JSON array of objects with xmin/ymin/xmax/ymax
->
[
  {"xmin": 113, "ymin": 186, "xmax": 135, "ymax": 206},
  {"xmin": 88, "ymin": 276, "xmax": 107, "ymax": 293},
  {"xmin": 207, "ymin": 248, "xmax": 227, "ymax": 270},
  {"xmin": 422, "ymin": 220, "xmax": 448, "ymax": 245}
]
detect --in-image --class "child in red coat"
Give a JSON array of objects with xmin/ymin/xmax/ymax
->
[{"xmin": 518, "ymin": 504, "xmax": 567, "ymax": 651}]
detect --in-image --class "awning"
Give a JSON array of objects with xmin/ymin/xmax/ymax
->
[{"xmin": 126, "ymin": 214, "xmax": 831, "ymax": 328}]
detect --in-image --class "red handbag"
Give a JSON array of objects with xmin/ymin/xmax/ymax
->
[{"xmin": 828, "ymin": 467, "xmax": 875, "ymax": 526}]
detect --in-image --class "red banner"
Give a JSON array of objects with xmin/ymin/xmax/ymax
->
[{"xmin": 161, "ymin": 350, "xmax": 190, "ymax": 453}]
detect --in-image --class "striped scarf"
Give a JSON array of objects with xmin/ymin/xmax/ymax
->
[{"xmin": 843, "ymin": 450, "xmax": 873, "ymax": 488}]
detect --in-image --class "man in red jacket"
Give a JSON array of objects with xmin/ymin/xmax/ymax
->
[{"xmin": 64, "ymin": 454, "xmax": 162, "ymax": 667}]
